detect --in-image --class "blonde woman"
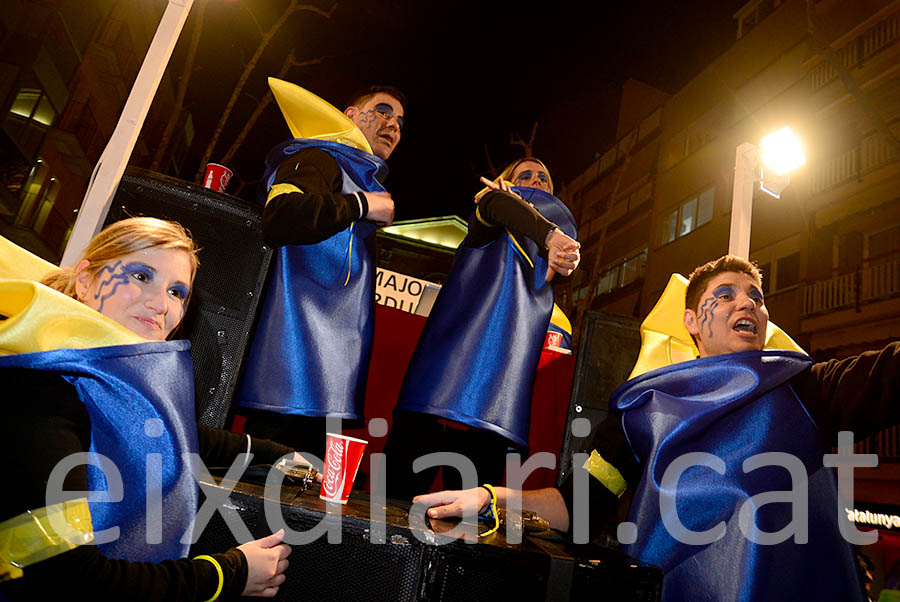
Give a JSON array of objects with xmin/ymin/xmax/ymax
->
[{"xmin": 1, "ymin": 218, "xmax": 291, "ymax": 600}]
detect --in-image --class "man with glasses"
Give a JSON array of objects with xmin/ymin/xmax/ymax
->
[{"xmin": 236, "ymin": 85, "xmax": 406, "ymax": 457}]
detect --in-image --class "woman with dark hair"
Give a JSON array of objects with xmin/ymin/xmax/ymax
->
[
  {"xmin": 384, "ymin": 158, "xmax": 580, "ymax": 501},
  {"xmin": 1, "ymin": 218, "xmax": 292, "ymax": 600}
]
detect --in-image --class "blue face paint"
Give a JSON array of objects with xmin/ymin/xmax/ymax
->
[
  {"xmin": 749, "ymin": 287, "xmax": 764, "ymax": 304},
  {"xmin": 92, "ymin": 261, "xmax": 188, "ymax": 314},
  {"xmin": 91, "ymin": 260, "xmax": 129, "ymax": 313},
  {"xmin": 373, "ymin": 103, "xmax": 404, "ymax": 129},
  {"xmin": 514, "ymin": 170, "xmax": 549, "ymax": 185},
  {"xmin": 168, "ymin": 284, "xmax": 190, "ymax": 301},
  {"xmin": 697, "ymin": 295, "xmax": 719, "ymax": 338}
]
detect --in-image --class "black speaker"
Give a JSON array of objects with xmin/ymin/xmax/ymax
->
[
  {"xmin": 557, "ymin": 312, "xmax": 641, "ymax": 485},
  {"xmin": 105, "ymin": 168, "xmax": 272, "ymax": 427},
  {"xmin": 189, "ymin": 478, "xmax": 662, "ymax": 601}
]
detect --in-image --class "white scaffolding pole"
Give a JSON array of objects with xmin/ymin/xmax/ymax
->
[{"xmin": 61, "ymin": 0, "xmax": 194, "ymax": 267}]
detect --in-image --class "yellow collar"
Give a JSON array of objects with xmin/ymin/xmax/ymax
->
[
  {"xmin": 268, "ymin": 78, "xmax": 374, "ymax": 154},
  {"xmin": 0, "ymin": 279, "xmax": 144, "ymax": 355},
  {"xmin": 628, "ymin": 273, "xmax": 806, "ymax": 380}
]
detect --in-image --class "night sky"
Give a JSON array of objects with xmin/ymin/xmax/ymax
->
[{"xmin": 175, "ymin": 0, "xmax": 747, "ymax": 221}]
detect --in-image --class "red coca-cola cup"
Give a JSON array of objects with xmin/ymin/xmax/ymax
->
[
  {"xmin": 319, "ymin": 433, "xmax": 368, "ymax": 504},
  {"xmin": 203, "ymin": 162, "xmax": 233, "ymax": 193},
  {"xmin": 544, "ymin": 331, "xmax": 563, "ymax": 349}
]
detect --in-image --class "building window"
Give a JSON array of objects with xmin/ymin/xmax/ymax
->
[
  {"xmin": 660, "ymin": 210, "xmax": 677, "ymax": 246},
  {"xmin": 659, "ymin": 187, "xmax": 714, "ymax": 246},
  {"xmin": 776, "ymin": 252, "xmax": 801, "ymax": 289},
  {"xmin": 9, "ymin": 88, "xmax": 56, "ymax": 126},
  {"xmin": 595, "ymin": 249, "xmax": 648, "ymax": 296}
]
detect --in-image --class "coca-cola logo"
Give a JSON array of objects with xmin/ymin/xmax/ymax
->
[{"xmin": 322, "ymin": 438, "xmax": 346, "ymax": 499}]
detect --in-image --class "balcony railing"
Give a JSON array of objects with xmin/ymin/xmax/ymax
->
[
  {"xmin": 810, "ymin": 10, "xmax": 900, "ymax": 92},
  {"xmin": 802, "ymin": 254, "xmax": 900, "ymax": 315},
  {"xmin": 808, "ymin": 121, "xmax": 900, "ymax": 196}
]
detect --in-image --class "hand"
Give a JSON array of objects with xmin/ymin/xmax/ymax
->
[
  {"xmin": 413, "ymin": 487, "xmax": 490, "ymax": 520},
  {"xmin": 544, "ymin": 228, "xmax": 581, "ymax": 282},
  {"xmin": 474, "ymin": 176, "xmax": 514, "ymax": 204},
  {"xmin": 362, "ymin": 191, "xmax": 394, "ymax": 225},
  {"xmin": 238, "ymin": 529, "xmax": 291, "ymax": 597}
]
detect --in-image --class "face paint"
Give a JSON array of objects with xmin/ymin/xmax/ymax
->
[
  {"xmin": 80, "ymin": 248, "xmax": 193, "ymax": 341},
  {"xmin": 509, "ymin": 160, "xmax": 552, "ymax": 192},
  {"xmin": 373, "ymin": 103, "xmax": 404, "ymax": 129},
  {"xmin": 687, "ymin": 272, "xmax": 769, "ymax": 357},
  {"xmin": 347, "ymin": 92, "xmax": 403, "ymax": 160},
  {"xmin": 697, "ymin": 294, "xmax": 719, "ymax": 338}
]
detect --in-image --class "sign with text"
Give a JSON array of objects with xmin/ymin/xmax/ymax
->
[
  {"xmin": 845, "ymin": 503, "xmax": 900, "ymax": 531},
  {"xmin": 375, "ymin": 268, "xmax": 438, "ymax": 314}
]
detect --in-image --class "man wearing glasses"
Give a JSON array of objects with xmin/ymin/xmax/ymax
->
[{"xmin": 236, "ymin": 85, "xmax": 406, "ymax": 457}]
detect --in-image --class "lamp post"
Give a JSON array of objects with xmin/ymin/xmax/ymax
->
[{"xmin": 728, "ymin": 127, "xmax": 805, "ymax": 259}]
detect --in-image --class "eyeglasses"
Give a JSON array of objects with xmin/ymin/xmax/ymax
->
[
  {"xmin": 374, "ymin": 104, "xmax": 405, "ymax": 130},
  {"xmin": 513, "ymin": 170, "xmax": 549, "ymax": 185}
]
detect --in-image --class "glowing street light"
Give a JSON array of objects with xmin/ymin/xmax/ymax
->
[{"xmin": 729, "ymin": 127, "xmax": 806, "ymax": 259}]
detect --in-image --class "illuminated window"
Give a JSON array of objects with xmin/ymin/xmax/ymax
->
[
  {"xmin": 595, "ymin": 249, "xmax": 648, "ymax": 296},
  {"xmin": 660, "ymin": 210, "xmax": 677, "ymax": 246},
  {"xmin": 8, "ymin": 88, "xmax": 56, "ymax": 126},
  {"xmin": 659, "ymin": 187, "xmax": 715, "ymax": 246}
]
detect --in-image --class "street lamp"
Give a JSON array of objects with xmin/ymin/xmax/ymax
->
[{"xmin": 729, "ymin": 127, "xmax": 805, "ymax": 259}]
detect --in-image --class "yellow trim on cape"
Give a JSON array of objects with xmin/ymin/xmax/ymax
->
[
  {"xmin": 0, "ymin": 498, "xmax": 93, "ymax": 582},
  {"xmin": 0, "ymin": 235, "xmax": 59, "ymax": 281},
  {"xmin": 0, "ymin": 235, "xmax": 144, "ymax": 354},
  {"xmin": 550, "ymin": 304, "xmax": 572, "ymax": 335},
  {"xmin": 583, "ymin": 450, "xmax": 627, "ymax": 498},
  {"xmin": 268, "ymin": 78, "xmax": 373, "ymax": 154},
  {"xmin": 628, "ymin": 273, "xmax": 806, "ymax": 380},
  {"xmin": 0, "ymin": 280, "xmax": 145, "ymax": 355}
]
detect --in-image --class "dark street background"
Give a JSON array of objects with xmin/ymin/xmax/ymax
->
[{"xmin": 179, "ymin": 0, "xmax": 746, "ymax": 219}]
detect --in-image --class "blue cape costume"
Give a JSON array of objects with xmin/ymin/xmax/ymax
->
[
  {"xmin": 0, "ymin": 280, "xmax": 199, "ymax": 563},
  {"xmin": 237, "ymin": 138, "xmax": 387, "ymax": 419},
  {"xmin": 394, "ymin": 187, "xmax": 577, "ymax": 447},
  {"xmin": 610, "ymin": 350, "xmax": 865, "ymax": 602}
]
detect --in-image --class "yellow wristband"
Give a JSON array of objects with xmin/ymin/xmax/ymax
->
[
  {"xmin": 479, "ymin": 483, "xmax": 500, "ymax": 537},
  {"xmin": 194, "ymin": 555, "xmax": 224, "ymax": 602}
]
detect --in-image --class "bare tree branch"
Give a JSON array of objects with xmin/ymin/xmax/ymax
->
[
  {"xmin": 509, "ymin": 121, "xmax": 539, "ymax": 156},
  {"xmin": 194, "ymin": 1, "xmax": 338, "ymax": 182},
  {"xmin": 220, "ymin": 51, "xmax": 326, "ymax": 165}
]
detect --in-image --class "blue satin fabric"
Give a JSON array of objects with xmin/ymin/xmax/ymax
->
[
  {"xmin": 237, "ymin": 139, "xmax": 387, "ymax": 419},
  {"xmin": 395, "ymin": 188, "xmax": 577, "ymax": 447},
  {"xmin": 0, "ymin": 341, "xmax": 199, "ymax": 562},
  {"xmin": 611, "ymin": 351, "xmax": 865, "ymax": 602}
]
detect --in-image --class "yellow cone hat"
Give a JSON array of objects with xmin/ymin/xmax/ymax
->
[
  {"xmin": 628, "ymin": 273, "xmax": 806, "ymax": 380},
  {"xmin": 268, "ymin": 78, "xmax": 373, "ymax": 154}
]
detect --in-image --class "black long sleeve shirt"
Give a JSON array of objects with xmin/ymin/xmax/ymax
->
[{"xmin": 1, "ymin": 370, "xmax": 294, "ymax": 601}]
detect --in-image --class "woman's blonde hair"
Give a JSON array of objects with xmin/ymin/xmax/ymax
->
[
  {"xmin": 498, "ymin": 157, "xmax": 554, "ymax": 194},
  {"xmin": 42, "ymin": 217, "xmax": 200, "ymax": 299}
]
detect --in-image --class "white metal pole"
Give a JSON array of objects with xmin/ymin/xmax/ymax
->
[
  {"xmin": 728, "ymin": 142, "xmax": 757, "ymax": 260},
  {"xmin": 61, "ymin": 0, "xmax": 194, "ymax": 267}
]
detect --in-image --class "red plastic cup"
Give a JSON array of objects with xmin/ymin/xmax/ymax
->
[
  {"xmin": 544, "ymin": 331, "xmax": 563, "ymax": 349},
  {"xmin": 319, "ymin": 433, "xmax": 368, "ymax": 504},
  {"xmin": 203, "ymin": 162, "xmax": 233, "ymax": 193}
]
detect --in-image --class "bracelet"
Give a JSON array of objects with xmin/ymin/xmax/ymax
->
[
  {"xmin": 478, "ymin": 483, "xmax": 500, "ymax": 537},
  {"xmin": 194, "ymin": 554, "xmax": 224, "ymax": 602}
]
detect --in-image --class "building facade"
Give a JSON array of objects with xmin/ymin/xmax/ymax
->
[{"xmin": 0, "ymin": 0, "xmax": 187, "ymax": 262}]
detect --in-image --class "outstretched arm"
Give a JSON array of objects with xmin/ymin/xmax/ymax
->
[{"xmin": 414, "ymin": 486, "xmax": 571, "ymax": 532}]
